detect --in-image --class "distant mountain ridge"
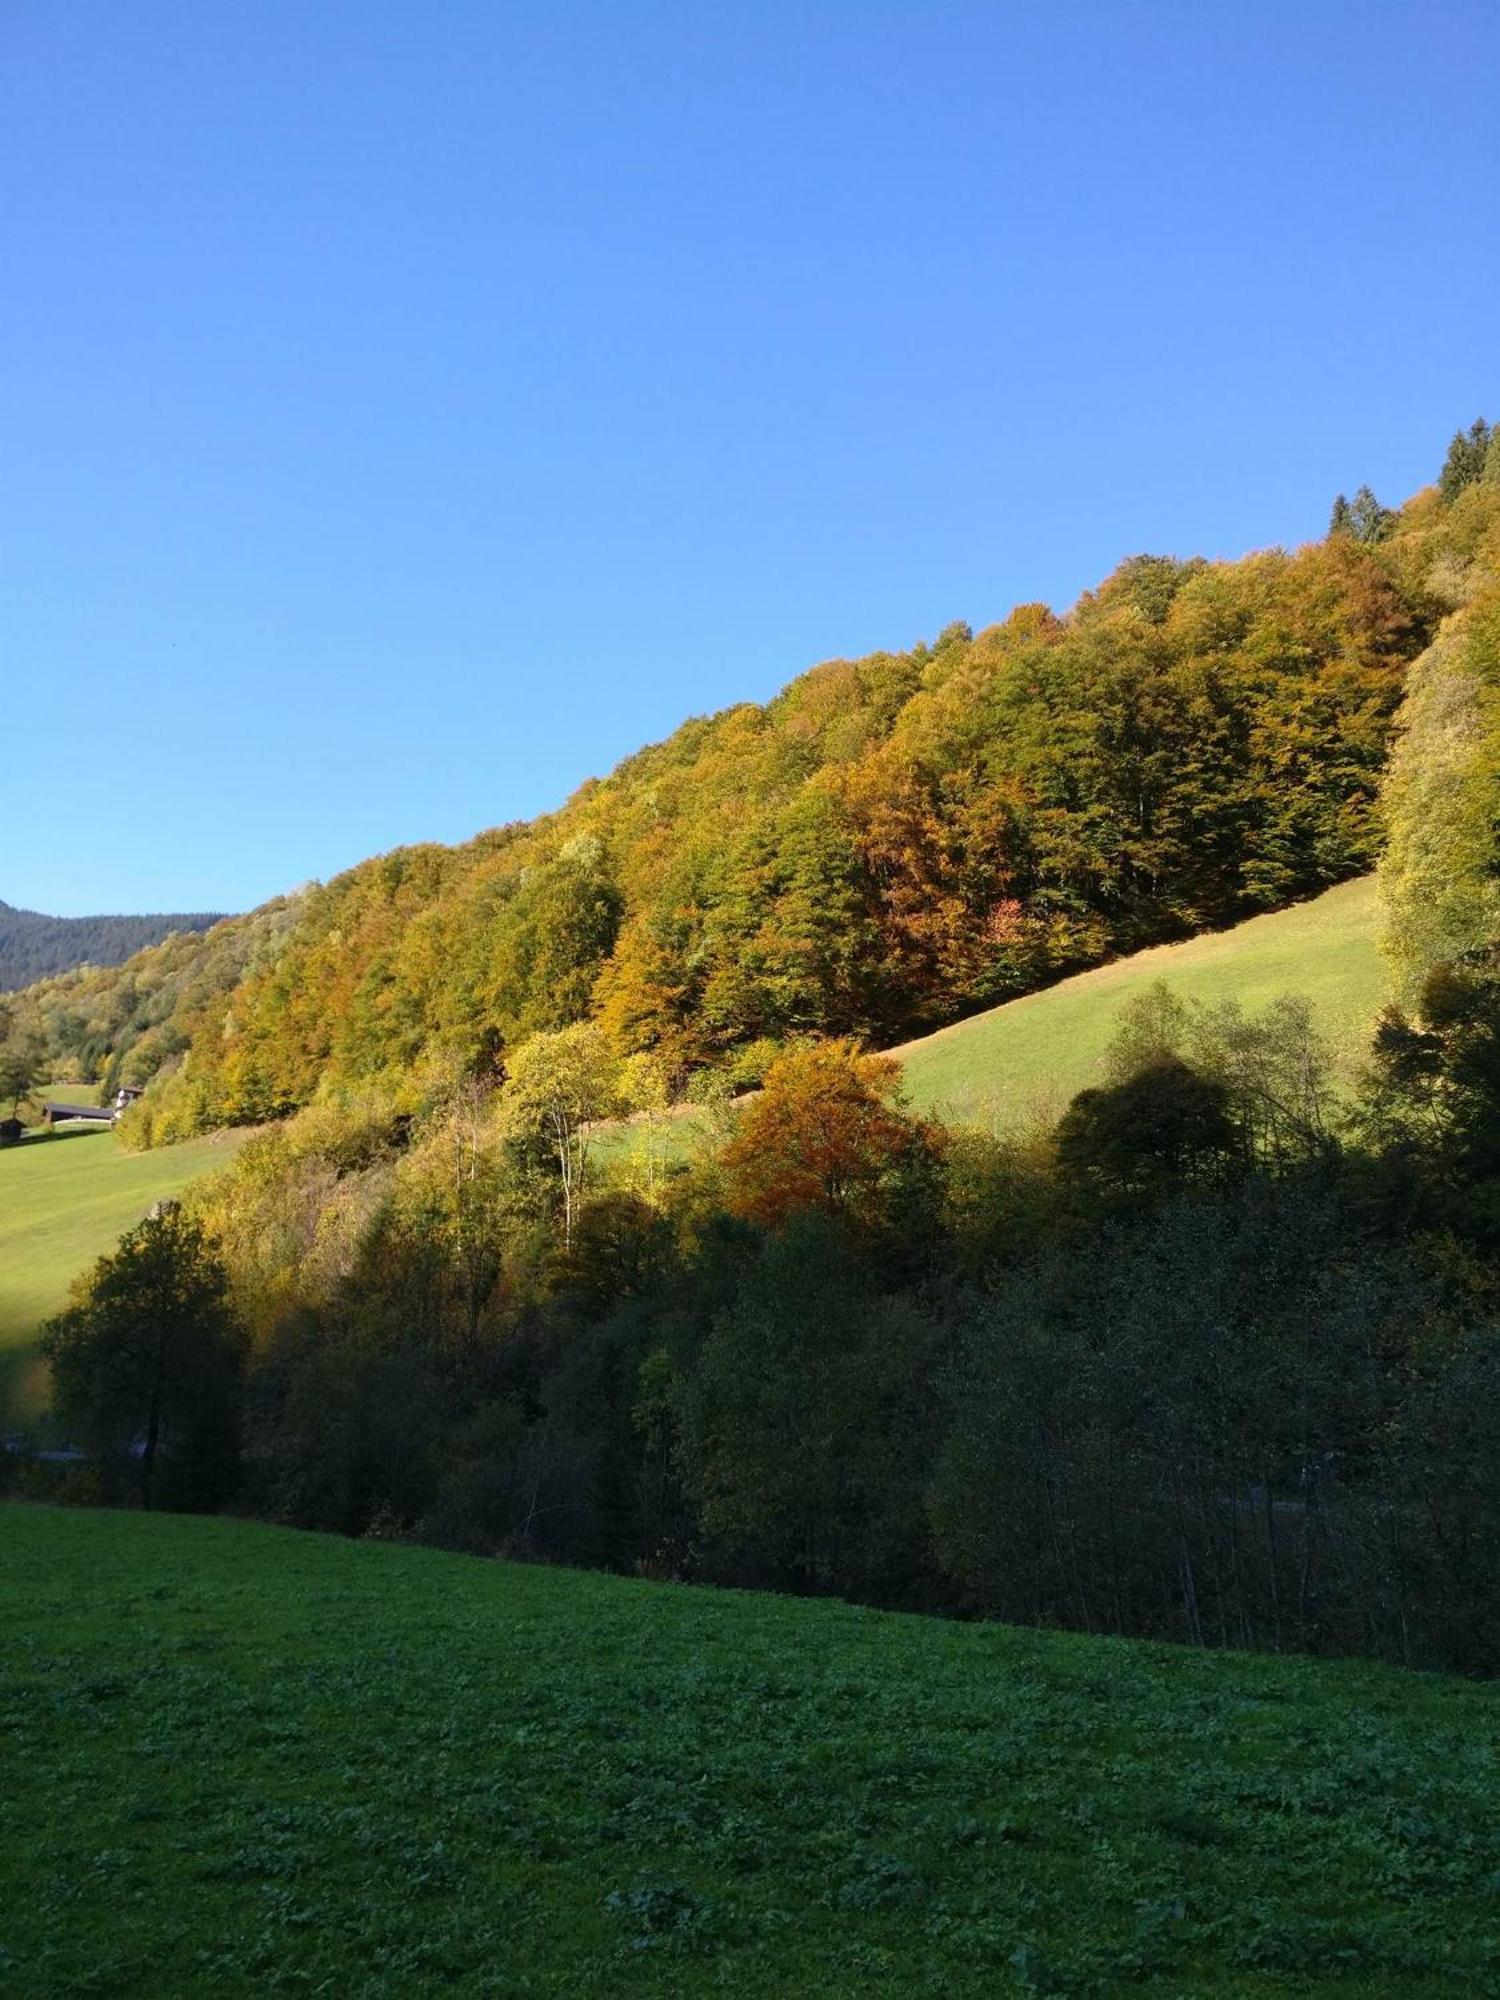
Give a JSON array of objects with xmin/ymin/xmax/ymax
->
[{"xmin": 0, "ymin": 899, "xmax": 223, "ymax": 991}]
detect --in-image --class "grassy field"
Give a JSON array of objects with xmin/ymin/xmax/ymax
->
[
  {"xmin": 2, "ymin": 1505, "xmax": 1496, "ymax": 1997},
  {"xmin": 896, "ymin": 875, "xmax": 1386, "ymax": 1132},
  {"xmin": 0, "ymin": 1127, "xmax": 249, "ymax": 1419}
]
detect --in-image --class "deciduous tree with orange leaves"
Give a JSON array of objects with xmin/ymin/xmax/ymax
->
[{"xmin": 720, "ymin": 1039, "xmax": 940, "ymax": 1231}]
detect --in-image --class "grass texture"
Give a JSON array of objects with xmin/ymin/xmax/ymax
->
[{"xmin": 2, "ymin": 1504, "xmax": 1496, "ymax": 1998}]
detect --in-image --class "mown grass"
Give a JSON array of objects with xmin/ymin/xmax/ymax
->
[
  {"xmin": 3, "ymin": 1504, "xmax": 1497, "ymax": 1998},
  {"xmin": 0, "ymin": 1129, "xmax": 249, "ymax": 1419},
  {"xmin": 896, "ymin": 875, "xmax": 1386, "ymax": 1133}
]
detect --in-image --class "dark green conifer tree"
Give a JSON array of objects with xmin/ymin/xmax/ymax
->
[{"xmin": 1439, "ymin": 419, "xmax": 1492, "ymax": 502}]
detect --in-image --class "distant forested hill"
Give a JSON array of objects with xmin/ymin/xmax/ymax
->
[{"xmin": 0, "ymin": 900, "xmax": 223, "ymax": 991}]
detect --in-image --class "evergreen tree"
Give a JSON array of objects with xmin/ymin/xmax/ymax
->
[
  {"xmin": 1348, "ymin": 484, "xmax": 1394, "ymax": 543},
  {"xmin": 1330, "ymin": 486, "xmax": 1393, "ymax": 543},
  {"xmin": 1439, "ymin": 419, "xmax": 1492, "ymax": 502}
]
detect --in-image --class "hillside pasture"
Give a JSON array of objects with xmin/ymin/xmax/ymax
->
[{"xmin": 895, "ymin": 874, "xmax": 1386, "ymax": 1132}]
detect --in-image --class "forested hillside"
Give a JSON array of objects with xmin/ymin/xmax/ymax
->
[
  {"xmin": 11, "ymin": 428, "xmax": 1499, "ymax": 1138},
  {"xmin": 0, "ymin": 899, "xmax": 222, "ymax": 992},
  {"xmin": 13, "ymin": 421, "xmax": 1500, "ymax": 1676}
]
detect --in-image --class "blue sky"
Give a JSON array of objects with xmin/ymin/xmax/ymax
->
[{"xmin": 3, "ymin": 1, "xmax": 1496, "ymax": 916}]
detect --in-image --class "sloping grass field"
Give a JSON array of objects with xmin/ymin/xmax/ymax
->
[
  {"xmin": 2, "ymin": 1505, "xmax": 1497, "ymax": 1997},
  {"xmin": 896, "ymin": 874, "xmax": 1386, "ymax": 1131},
  {"xmin": 0, "ymin": 1127, "xmax": 249, "ymax": 1419}
]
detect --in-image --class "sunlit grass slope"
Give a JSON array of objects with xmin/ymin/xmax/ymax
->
[
  {"xmin": 3, "ymin": 1505, "xmax": 1496, "ymax": 1998},
  {"xmin": 0, "ymin": 1128, "xmax": 249, "ymax": 1418},
  {"xmin": 896, "ymin": 874, "xmax": 1386, "ymax": 1132}
]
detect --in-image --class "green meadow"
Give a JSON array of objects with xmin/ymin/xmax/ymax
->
[
  {"xmin": 896, "ymin": 874, "xmax": 1386, "ymax": 1132},
  {"xmin": 2, "ymin": 1504, "xmax": 1496, "ymax": 1998},
  {"xmin": 0, "ymin": 1127, "xmax": 248, "ymax": 1419}
]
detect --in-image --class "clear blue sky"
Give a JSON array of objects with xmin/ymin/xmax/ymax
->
[{"xmin": 4, "ymin": 2, "xmax": 1496, "ymax": 916}]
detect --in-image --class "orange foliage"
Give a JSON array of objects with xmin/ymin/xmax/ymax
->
[{"xmin": 720, "ymin": 1040, "xmax": 940, "ymax": 1230}]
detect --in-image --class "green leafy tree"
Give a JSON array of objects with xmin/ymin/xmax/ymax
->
[
  {"xmin": 1187, "ymin": 994, "xmax": 1337, "ymax": 1170},
  {"xmin": 501, "ymin": 1023, "xmax": 621, "ymax": 1247},
  {"xmin": 42, "ymin": 1205, "xmax": 245, "ymax": 1510},
  {"xmin": 673, "ymin": 1216, "xmax": 937, "ymax": 1590},
  {"xmin": 1378, "ymin": 595, "xmax": 1500, "ymax": 1001},
  {"xmin": 0, "ymin": 1032, "xmax": 43, "ymax": 1113},
  {"xmin": 462, "ymin": 835, "xmax": 624, "ymax": 1044},
  {"xmin": 931, "ymin": 1189, "xmax": 1403, "ymax": 1650},
  {"xmin": 1102, "ymin": 980, "xmax": 1192, "ymax": 1083},
  {"xmin": 1055, "ymin": 1058, "xmax": 1238, "ymax": 1207},
  {"xmin": 1093, "ymin": 982, "xmax": 1335, "ymax": 1179},
  {"xmin": 1377, "ymin": 1335, "xmax": 1500, "ymax": 1671},
  {"xmin": 702, "ymin": 790, "xmax": 889, "ymax": 1041},
  {"xmin": 1360, "ymin": 967, "xmax": 1500, "ymax": 1243},
  {"xmin": 397, "ymin": 1071, "xmax": 512, "ymax": 1345}
]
